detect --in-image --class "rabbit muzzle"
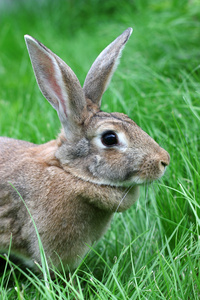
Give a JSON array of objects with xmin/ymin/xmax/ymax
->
[{"xmin": 136, "ymin": 146, "xmax": 170, "ymax": 183}]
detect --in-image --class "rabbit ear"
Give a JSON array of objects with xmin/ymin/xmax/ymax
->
[
  {"xmin": 24, "ymin": 35, "xmax": 87, "ymax": 140},
  {"xmin": 83, "ymin": 28, "xmax": 133, "ymax": 108}
]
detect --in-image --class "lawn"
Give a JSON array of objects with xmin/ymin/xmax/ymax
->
[{"xmin": 0, "ymin": 0, "xmax": 200, "ymax": 299}]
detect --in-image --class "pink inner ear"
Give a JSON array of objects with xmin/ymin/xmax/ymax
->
[
  {"xmin": 49, "ymin": 72, "xmax": 68, "ymax": 118},
  {"xmin": 38, "ymin": 53, "xmax": 68, "ymax": 117}
]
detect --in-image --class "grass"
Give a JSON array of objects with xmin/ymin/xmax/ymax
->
[{"xmin": 0, "ymin": 0, "xmax": 200, "ymax": 298}]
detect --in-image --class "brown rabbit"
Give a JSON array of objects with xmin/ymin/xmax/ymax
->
[{"xmin": 0, "ymin": 28, "xmax": 170, "ymax": 271}]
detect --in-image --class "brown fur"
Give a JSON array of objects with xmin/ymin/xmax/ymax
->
[{"xmin": 0, "ymin": 28, "xmax": 169, "ymax": 271}]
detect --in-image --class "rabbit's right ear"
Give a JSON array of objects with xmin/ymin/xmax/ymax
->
[
  {"xmin": 83, "ymin": 28, "xmax": 132, "ymax": 108},
  {"xmin": 24, "ymin": 35, "xmax": 87, "ymax": 141}
]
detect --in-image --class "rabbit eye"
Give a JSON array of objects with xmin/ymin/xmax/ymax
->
[{"xmin": 101, "ymin": 131, "xmax": 118, "ymax": 147}]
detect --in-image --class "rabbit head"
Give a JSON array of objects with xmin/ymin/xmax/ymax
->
[{"xmin": 25, "ymin": 28, "xmax": 169, "ymax": 191}]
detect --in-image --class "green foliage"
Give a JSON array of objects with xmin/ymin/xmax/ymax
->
[{"xmin": 0, "ymin": 0, "xmax": 200, "ymax": 298}]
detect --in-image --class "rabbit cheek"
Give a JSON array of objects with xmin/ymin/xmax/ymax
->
[
  {"xmin": 88, "ymin": 154, "xmax": 120, "ymax": 183},
  {"xmin": 88, "ymin": 152, "xmax": 129, "ymax": 184},
  {"xmin": 88, "ymin": 155, "xmax": 102, "ymax": 178}
]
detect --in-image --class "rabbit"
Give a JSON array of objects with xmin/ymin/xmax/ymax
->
[{"xmin": 0, "ymin": 28, "xmax": 170, "ymax": 272}]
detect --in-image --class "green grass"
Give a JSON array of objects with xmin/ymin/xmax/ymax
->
[{"xmin": 0, "ymin": 0, "xmax": 200, "ymax": 298}]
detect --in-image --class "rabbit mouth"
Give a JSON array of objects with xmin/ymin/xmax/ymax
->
[
  {"xmin": 81, "ymin": 166, "xmax": 163, "ymax": 187},
  {"xmin": 83, "ymin": 173, "xmax": 152, "ymax": 188},
  {"xmin": 108, "ymin": 169, "xmax": 167, "ymax": 187}
]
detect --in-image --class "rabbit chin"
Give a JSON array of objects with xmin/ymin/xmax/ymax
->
[
  {"xmin": 82, "ymin": 174, "xmax": 152, "ymax": 188},
  {"xmin": 107, "ymin": 177, "xmax": 152, "ymax": 188}
]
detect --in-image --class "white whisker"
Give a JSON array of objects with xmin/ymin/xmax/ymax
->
[{"xmin": 115, "ymin": 184, "xmax": 135, "ymax": 212}]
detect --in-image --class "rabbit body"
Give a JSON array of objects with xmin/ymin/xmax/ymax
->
[
  {"xmin": 0, "ymin": 28, "xmax": 169, "ymax": 271},
  {"xmin": 0, "ymin": 136, "xmax": 139, "ymax": 269}
]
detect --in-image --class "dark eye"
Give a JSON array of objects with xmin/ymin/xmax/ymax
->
[{"xmin": 101, "ymin": 131, "xmax": 118, "ymax": 147}]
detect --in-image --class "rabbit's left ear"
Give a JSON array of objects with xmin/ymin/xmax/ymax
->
[
  {"xmin": 24, "ymin": 35, "xmax": 87, "ymax": 141},
  {"xmin": 83, "ymin": 28, "xmax": 133, "ymax": 108}
]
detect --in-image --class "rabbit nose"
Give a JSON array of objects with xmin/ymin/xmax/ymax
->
[{"xmin": 159, "ymin": 150, "xmax": 170, "ymax": 171}]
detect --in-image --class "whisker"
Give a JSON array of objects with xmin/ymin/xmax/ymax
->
[{"xmin": 115, "ymin": 184, "xmax": 135, "ymax": 213}]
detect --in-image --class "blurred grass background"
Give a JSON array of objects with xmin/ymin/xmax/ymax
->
[{"xmin": 0, "ymin": 0, "xmax": 200, "ymax": 299}]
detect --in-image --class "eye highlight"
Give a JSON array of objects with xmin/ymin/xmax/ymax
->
[{"xmin": 101, "ymin": 131, "xmax": 118, "ymax": 147}]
